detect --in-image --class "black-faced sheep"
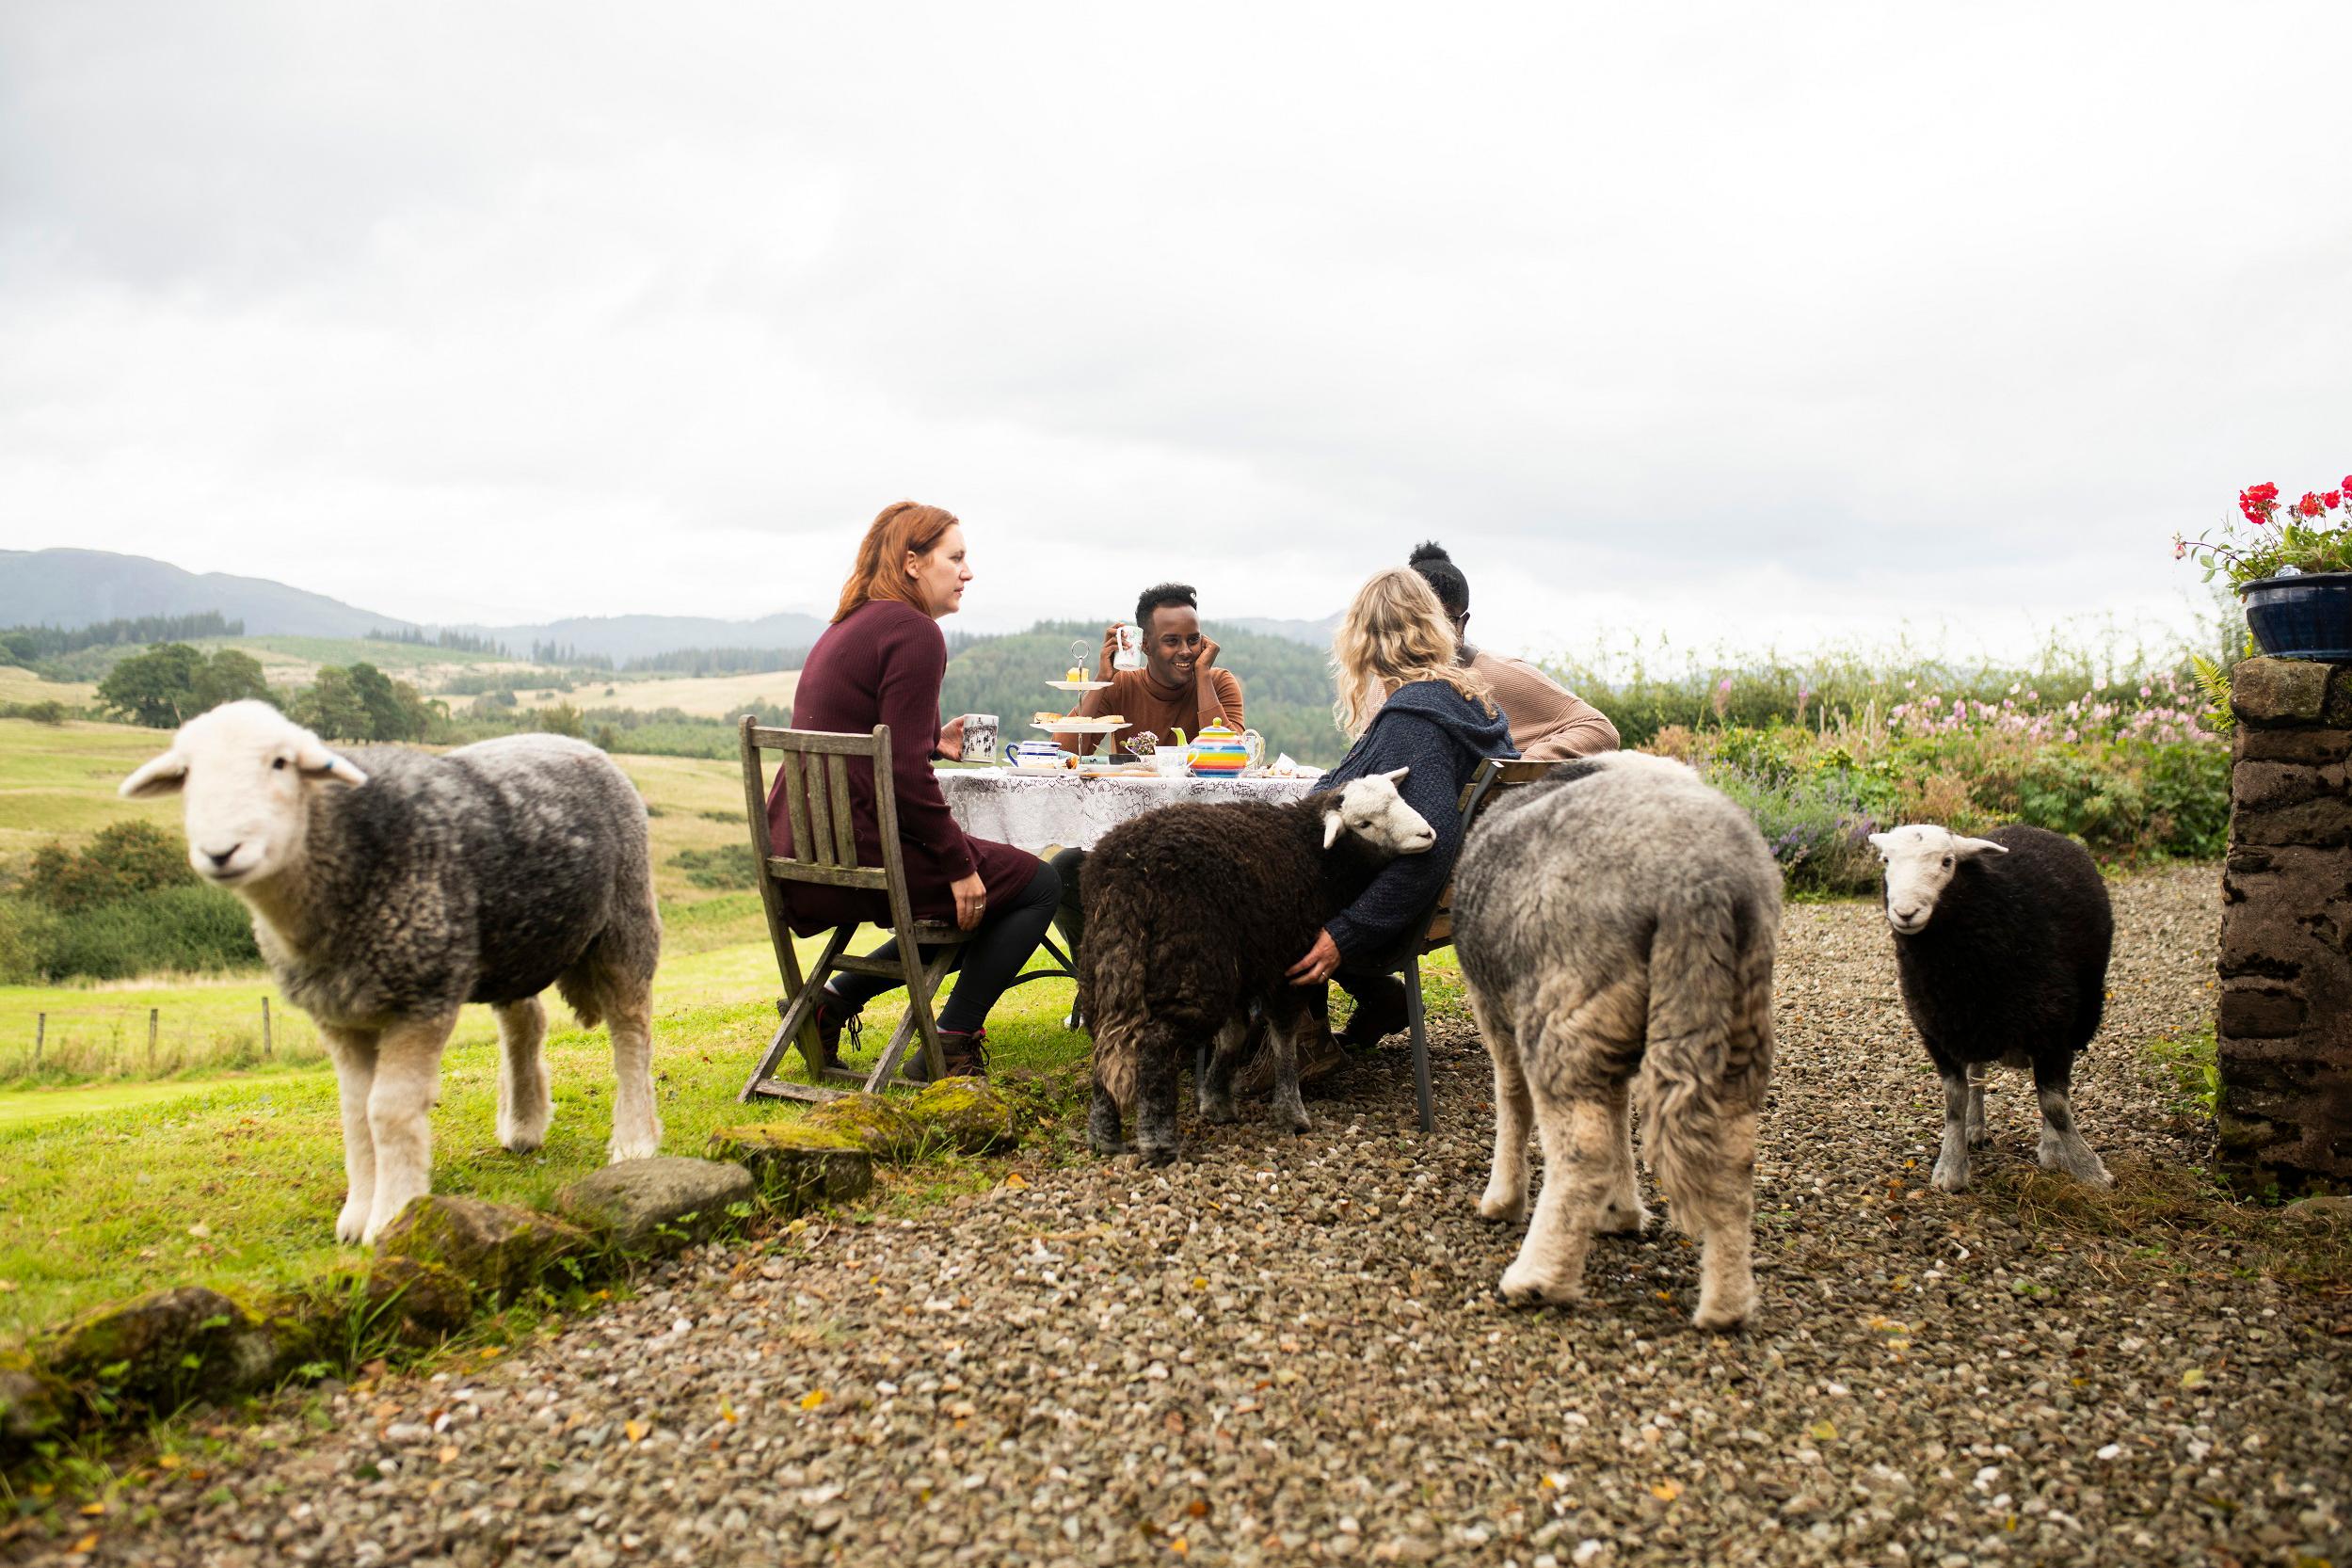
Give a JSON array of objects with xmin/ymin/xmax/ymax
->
[
  {"xmin": 1452, "ymin": 752, "xmax": 1780, "ymax": 1331},
  {"xmin": 1867, "ymin": 823, "xmax": 2113, "ymax": 1192},
  {"xmin": 121, "ymin": 700, "xmax": 662, "ymax": 1243},
  {"xmin": 1078, "ymin": 770, "xmax": 1435, "ymax": 1165}
]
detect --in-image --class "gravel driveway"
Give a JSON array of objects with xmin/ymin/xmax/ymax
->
[{"xmin": 17, "ymin": 865, "xmax": 2350, "ymax": 1567}]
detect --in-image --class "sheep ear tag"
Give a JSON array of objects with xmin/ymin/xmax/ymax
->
[
  {"xmin": 120, "ymin": 750, "xmax": 188, "ymax": 799},
  {"xmin": 1322, "ymin": 809, "xmax": 1346, "ymax": 850},
  {"xmin": 297, "ymin": 743, "xmax": 369, "ymax": 787}
]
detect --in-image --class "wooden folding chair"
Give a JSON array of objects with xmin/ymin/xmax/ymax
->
[
  {"xmin": 1347, "ymin": 757, "xmax": 1554, "ymax": 1131},
  {"xmin": 736, "ymin": 719, "xmax": 972, "ymax": 1103}
]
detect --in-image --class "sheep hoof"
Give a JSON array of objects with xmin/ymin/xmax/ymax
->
[
  {"xmin": 608, "ymin": 1131, "xmax": 661, "ymax": 1163},
  {"xmin": 501, "ymin": 1128, "xmax": 546, "ymax": 1155},
  {"xmin": 1476, "ymin": 1189, "xmax": 1527, "ymax": 1224},
  {"xmin": 1690, "ymin": 1293, "xmax": 1756, "ymax": 1333},
  {"xmin": 335, "ymin": 1200, "xmax": 371, "ymax": 1244},
  {"xmin": 1929, "ymin": 1154, "xmax": 1969, "ymax": 1193},
  {"xmin": 1199, "ymin": 1098, "xmax": 1240, "ymax": 1126},
  {"xmin": 2040, "ymin": 1139, "xmax": 2113, "ymax": 1188},
  {"xmin": 1087, "ymin": 1132, "xmax": 1128, "ymax": 1158},
  {"xmin": 1497, "ymin": 1260, "xmax": 1580, "ymax": 1307},
  {"xmin": 1139, "ymin": 1144, "xmax": 1179, "ymax": 1168},
  {"xmin": 1595, "ymin": 1198, "xmax": 1651, "ymax": 1236}
]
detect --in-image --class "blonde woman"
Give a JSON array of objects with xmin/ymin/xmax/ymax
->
[{"xmin": 1289, "ymin": 568, "xmax": 1513, "ymax": 1047}]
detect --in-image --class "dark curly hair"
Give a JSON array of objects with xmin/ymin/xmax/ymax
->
[
  {"xmin": 1135, "ymin": 582, "xmax": 1198, "ymax": 630},
  {"xmin": 1407, "ymin": 541, "xmax": 1468, "ymax": 617}
]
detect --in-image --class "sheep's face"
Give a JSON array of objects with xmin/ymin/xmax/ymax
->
[
  {"xmin": 1322, "ymin": 769, "xmax": 1437, "ymax": 856},
  {"xmin": 119, "ymin": 700, "xmax": 367, "ymax": 888},
  {"xmin": 1867, "ymin": 824, "xmax": 2007, "ymax": 936}
]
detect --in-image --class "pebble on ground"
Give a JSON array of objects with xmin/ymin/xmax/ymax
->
[{"xmin": 10, "ymin": 866, "xmax": 2348, "ymax": 1567}]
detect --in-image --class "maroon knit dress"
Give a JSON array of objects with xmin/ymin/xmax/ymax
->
[{"xmin": 768, "ymin": 599, "xmax": 1039, "ymax": 936}]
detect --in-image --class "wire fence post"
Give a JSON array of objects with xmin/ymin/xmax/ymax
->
[
  {"xmin": 33, "ymin": 1013, "xmax": 42, "ymax": 1068},
  {"xmin": 148, "ymin": 1007, "xmax": 159, "ymax": 1073},
  {"xmin": 262, "ymin": 996, "xmax": 273, "ymax": 1058}
]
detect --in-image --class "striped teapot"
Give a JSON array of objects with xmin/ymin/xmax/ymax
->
[{"xmin": 1184, "ymin": 722, "xmax": 1264, "ymax": 777}]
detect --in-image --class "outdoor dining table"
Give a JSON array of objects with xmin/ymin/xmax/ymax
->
[{"xmin": 933, "ymin": 764, "xmax": 1321, "ymax": 998}]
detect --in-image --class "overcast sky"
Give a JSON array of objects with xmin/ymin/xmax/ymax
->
[{"xmin": 4, "ymin": 2, "xmax": 2347, "ymax": 666}]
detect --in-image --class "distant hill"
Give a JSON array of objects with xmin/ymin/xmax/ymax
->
[
  {"xmin": 0, "ymin": 549, "xmax": 829, "ymax": 664},
  {"xmin": 0, "ymin": 549, "xmax": 418, "ymax": 638},
  {"xmin": 1224, "ymin": 612, "xmax": 1339, "ymax": 648},
  {"xmin": 463, "ymin": 612, "xmax": 829, "ymax": 664}
]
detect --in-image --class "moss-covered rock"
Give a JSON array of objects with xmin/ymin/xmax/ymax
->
[
  {"xmin": 361, "ymin": 1256, "xmax": 476, "ymax": 1341},
  {"xmin": 708, "ymin": 1123, "xmax": 876, "ymax": 1208},
  {"xmin": 803, "ymin": 1094, "xmax": 927, "ymax": 1159},
  {"xmin": 0, "ymin": 1356, "xmax": 66, "ymax": 1445},
  {"xmin": 375, "ymin": 1195, "xmax": 591, "ymax": 1300},
  {"xmin": 904, "ymin": 1077, "xmax": 1018, "ymax": 1155},
  {"xmin": 38, "ymin": 1286, "xmax": 280, "ymax": 1404},
  {"xmin": 553, "ymin": 1157, "xmax": 758, "ymax": 1254}
]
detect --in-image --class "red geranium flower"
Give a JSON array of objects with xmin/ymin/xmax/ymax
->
[
  {"xmin": 2326, "ymin": 491, "xmax": 2344, "ymax": 510},
  {"xmin": 2297, "ymin": 491, "xmax": 2325, "ymax": 518}
]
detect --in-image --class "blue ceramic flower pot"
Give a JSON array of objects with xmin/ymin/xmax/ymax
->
[{"xmin": 2239, "ymin": 572, "xmax": 2352, "ymax": 661}]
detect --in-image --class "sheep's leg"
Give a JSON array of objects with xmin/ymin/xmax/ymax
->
[
  {"xmin": 2032, "ymin": 1059, "xmax": 2111, "ymax": 1188},
  {"xmin": 1499, "ymin": 1089, "xmax": 1612, "ymax": 1306},
  {"xmin": 1595, "ymin": 1080, "xmax": 1651, "ymax": 1236},
  {"xmin": 1928, "ymin": 1069, "xmax": 1972, "ymax": 1192},
  {"xmin": 362, "ymin": 1015, "xmax": 455, "ymax": 1244},
  {"xmin": 1964, "ymin": 1064, "xmax": 1990, "ymax": 1148},
  {"xmin": 1471, "ymin": 986, "xmax": 1531, "ymax": 1223},
  {"xmin": 1086, "ymin": 1077, "xmax": 1128, "ymax": 1157},
  {"xmin": 1267, "ymin": 1014, "xmax": 1310, "ymax": 1135},
  {"xmin": 324, "ymin": 1027, "xmax": 379, "ymax": 1244},
  {"xmin": 494, "ymin": 997, "xmax": 552, "ymax": 1154},
  {"xmin": 604, "ymin": 986, "xmax": 663, "ymax": 1163},
  {"xmin": 1652, "ymin": 1107, "xmax": 1759, "ymax": 1331},
  {"xmin": 1134, "ymin": 1024, "xmax": 1185, "ymax": 1166},
  {"xmin": 1197, "ymin": 1016, "xmax": 1249, "ymax": 1125}
]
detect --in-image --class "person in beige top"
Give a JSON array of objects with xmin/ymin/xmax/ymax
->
[{"xmin": 1407, "ymin": 541, "xmax": 1619, "ymax": 761}]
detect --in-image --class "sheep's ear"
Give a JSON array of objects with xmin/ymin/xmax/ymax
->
[
  {"xmin": 1322, "ymin": 808, "xmax": 1346, "ymax": 850},
  {"xmin": 1951, "ymin": 836, "xmax": 2007, "ymax": 859},
  {"xmin": 120, "ymin": 749, "xmax": 187, "ymax": 799},
  {"xmin": 1381, "ymin": 766, "xmax": 1410, "ymax": 784},
  {"xmin": 1866, "ymin": 832, "xmax": 1894, "ymax": 855},
  {"xmin": 296, "ymin": 739, "xmax": 368, "ymax": 788}
]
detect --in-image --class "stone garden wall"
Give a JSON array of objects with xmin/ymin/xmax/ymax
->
[{"xmin": 2219, "ymin": 657, "xmax": 2352, "ymax": 1190}]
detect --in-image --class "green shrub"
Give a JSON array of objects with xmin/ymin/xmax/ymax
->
[
  {"xmin": 19, "ymin": 822, "xmax": 197, "ymax": 912},
  {"xmin": 0, "ymin": 897, "xmax": 49, "ymax": 984},
  {"xmin": 669, "ymin": 844, "xmax": 759, "ymax": 890},
  {"xmin": 36, "ymin": 884, "xmax": 260, "ymax": 981}
]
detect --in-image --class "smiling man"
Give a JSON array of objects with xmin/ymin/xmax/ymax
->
[{"xmin": 1052, "ymin": 583, "xmax": 1245, "ymax": 759}]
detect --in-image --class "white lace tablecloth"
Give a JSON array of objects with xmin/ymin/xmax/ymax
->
[{"xmin": 936, "ymin": 767, "xmax": 1319, "ymax": 852}]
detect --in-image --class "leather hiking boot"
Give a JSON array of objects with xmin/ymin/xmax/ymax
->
[
  {"xmin": 810, "ymin": 991, "xmax": 861, "ymax": 1072},
  {"xmin": 907, "ymin": 1028, "xmax": 988, "ymax": 1083},
  {"xmin": 1336, "ymin": 975, "xmax": 1408, "ymax": 1048}
]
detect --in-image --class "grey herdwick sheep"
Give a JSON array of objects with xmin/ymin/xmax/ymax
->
[
  {"xmin": 1078, "ymin": 771, "xmax": 1435, "ymax": 1164},
  {"xmin": 1868, "ymin": 823, "xmax": 2113, "ymax": 1192},
  {"xmin": 1452, "ymin": 752, "xmax": 1780, "ymax": 1330},
  {"xmin": 121, "ymin": 700, "xmax": 663, "ymax": 1243}
]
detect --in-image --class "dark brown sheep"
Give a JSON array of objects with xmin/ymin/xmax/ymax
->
[{"xmin": 1078, "ymin": 771, "xmax": 1434, "ymax": 1164}]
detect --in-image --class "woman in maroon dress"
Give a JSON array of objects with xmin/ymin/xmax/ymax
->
[{"xmin": 774, "ymin": 501, "xmax": 1059, "ymax": 1080}]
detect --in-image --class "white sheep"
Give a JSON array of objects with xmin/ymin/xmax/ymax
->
[{"xmin": 121, "ymin": 701, "xmax": 663, "ymax": 1243}]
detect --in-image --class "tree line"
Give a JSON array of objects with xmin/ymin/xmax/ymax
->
[
  {"xmin": 0, "ymin": 611, "xmax": 242, "ymax": 664},
  {"xmin": 97, "ymin": 643, "xmax": 440, "ymax": 741}
]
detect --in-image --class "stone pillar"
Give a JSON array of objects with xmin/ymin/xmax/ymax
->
[{"xmin": 2218, "ymin": 656, "xmax": 2352, "ymax": 1191}]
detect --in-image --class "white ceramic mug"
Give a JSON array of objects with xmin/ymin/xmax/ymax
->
[
  {"xmin": 1152, "ymin": 747, "xmax": 1187, "ymax": 777},
  {"xmin": 959, "ymin": 712, "xmax": 999, "ymax": 763},
  {"xmin": 1112, "ymin": 622, "xmax": 1146, "ymax": 672}
]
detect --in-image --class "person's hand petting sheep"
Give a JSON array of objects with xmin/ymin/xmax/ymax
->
[{"xmin": 1288, "ymin": 928, "xmax": 1342, "ymax": 985}]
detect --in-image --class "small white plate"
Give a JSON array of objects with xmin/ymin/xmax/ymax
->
[
  {"xmin": 1031, "ymin": 718, "xmax": 1126, "ymax": 733},
  {"xmin": 1045, "ymin": 680, "xmax": 1113, "ymax": 692}
]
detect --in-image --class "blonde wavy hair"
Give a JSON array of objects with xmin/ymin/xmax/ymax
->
[{"xmin": 1331, "ymin": 568, "xmax": 1496, "ymax": 738}]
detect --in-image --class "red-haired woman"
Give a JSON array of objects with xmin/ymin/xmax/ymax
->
[{"xmin": 772, "ymin": 502, "xmax": 1060, "ymax": 1080}]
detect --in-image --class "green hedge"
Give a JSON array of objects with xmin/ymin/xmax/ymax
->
[{"xmin": 0, "ymin": 886, "xmax": 261, "ymax": 984}]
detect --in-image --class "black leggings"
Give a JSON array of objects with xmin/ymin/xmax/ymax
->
[{"xmin": 824, "ymin": 857, "xmax": 1063, "ymax": 1034}]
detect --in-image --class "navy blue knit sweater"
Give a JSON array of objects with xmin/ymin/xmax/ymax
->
[{"xmin": 1310, "ymin": 680, "xmax": 1513, "ymax": 960}]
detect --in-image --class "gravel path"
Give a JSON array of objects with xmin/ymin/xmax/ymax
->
[{"xmin": 17, "ymin": 865, "xmax": 2351, "ymax": 1567}]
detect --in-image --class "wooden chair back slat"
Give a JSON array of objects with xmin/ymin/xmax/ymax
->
[
  {"xmin": 827, "ymin": 753, "xmax": 856, "ymax": 866},
  {"xmin": 800, "ymin": 750, "xmax": 836, "ymax": 868}
]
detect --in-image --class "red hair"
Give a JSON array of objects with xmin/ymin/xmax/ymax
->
[{"xmin": 833, "ymin": 502, "xmax": 961, "ymax": 623}]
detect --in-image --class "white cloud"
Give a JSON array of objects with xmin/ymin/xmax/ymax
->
[{"xmin": 3, "ymin": 1, "xmax": 2346, "ymax": 662}]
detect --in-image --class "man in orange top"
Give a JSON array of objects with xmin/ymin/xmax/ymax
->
[{"xmin": 1051, "ymin": 583, "xmax": 1246, "ymax": 760}]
